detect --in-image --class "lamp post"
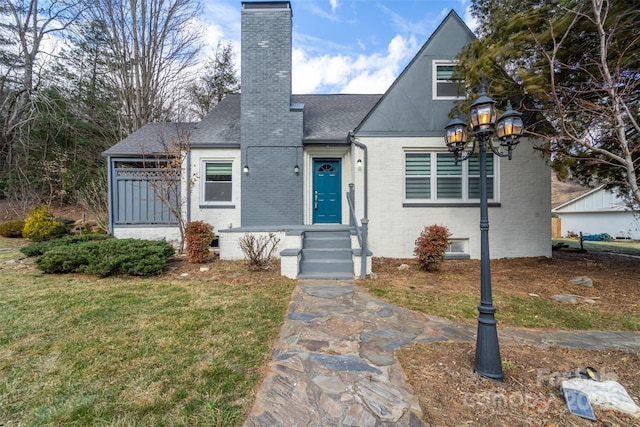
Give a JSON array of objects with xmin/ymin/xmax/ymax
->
[{"xmin": 444, "ymin": 86, "xmax": 523, "ymax": 381}]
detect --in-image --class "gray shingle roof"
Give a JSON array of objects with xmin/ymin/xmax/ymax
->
[
  {"xmin": 103, "ymin": 92, "xmax": 382, "ymax": 155},
  {"xmin": 292, "ymin": 94, "xmax": 382, "ymax": 141},
  {"xmin": 190, "ymin": 94, "xmax": 241, "ymax": 146},
  {"xmin": 102, "ymin": 122, "xmax": 196, "ymax": 156}
]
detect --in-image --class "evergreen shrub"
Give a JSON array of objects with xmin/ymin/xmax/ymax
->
[
  {"xmin": 21, "ymin": 234, "xmax": 112, "ymax": 257},
  {"xmin": 414, "ymin": 224, "xmax": 451, "ymax": 271},
  {"xmin": 22, "ymin": 205, "xmax": 66, "ymax": 241},
  {"xmin": 185, "ymin": 221, "xmax": 214, "ymax": 263},
  {"xmin": 34, "ymin": 238, "xmax": 175, "ymax": 276},
  {"xmin": 0, "ymin": 220, "xmax": 25, "ymax": 238}
]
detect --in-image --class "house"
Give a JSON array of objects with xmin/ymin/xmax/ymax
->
[
  {"xmin": 552, "ymin": 185, "xmax": 640, "ymax": 239},
  {"xmin": 103, "ymin": 1, "xmax": 551, "ymax": 278}
]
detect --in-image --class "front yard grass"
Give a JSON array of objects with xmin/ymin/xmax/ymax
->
[
  {"xmin": 364, "ymin": 252, "xmax": 640, "ymax": 331},
  {"xmin": 0, "ymin": 258, "xmax": 295, "ymax": 426}
]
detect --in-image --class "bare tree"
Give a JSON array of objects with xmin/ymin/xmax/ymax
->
[
  {"xmin": 0, "ymin": 0, "xmax": 83, "ymax": 180},
  {"xmin": 86, "ymin": 0, "xmax": 203, "ymax": 134},
  {"xmin": 142, "ymin": 125, "xmax": 195, "ymax": 253},
  {"xmin": 76, "ymin": 168, "xmax": 109, "ymax": 232},
  {"xmin": 459, "ymin": 0, "xmax": 639, "ymax": 207},
  {"xmin": 532, "ymin": 0, "xmax": 639, "ymax": 206}
]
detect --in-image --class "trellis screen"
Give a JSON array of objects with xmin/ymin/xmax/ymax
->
[{"xmin": 113, "ymin": 165, "xmax": 180, "ymax": 225}]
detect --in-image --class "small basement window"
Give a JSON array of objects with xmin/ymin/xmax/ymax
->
[{"xmin": 445, "ymin": 239, "xmax": 470, "ymax": 259}]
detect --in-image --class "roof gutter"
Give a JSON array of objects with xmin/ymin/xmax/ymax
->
[{"xmin": 348, "ymin": 132, "xmax": 368, "ymax": 219}]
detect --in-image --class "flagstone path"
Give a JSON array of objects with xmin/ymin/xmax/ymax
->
[{"xmin": 244, "ymin": 279, "xmax": 640, "ymax": 426}]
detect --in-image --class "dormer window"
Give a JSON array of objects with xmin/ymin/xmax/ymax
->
[{"xmin": 433, "ymin": 61, "xmax": 465, "ymax": 100}]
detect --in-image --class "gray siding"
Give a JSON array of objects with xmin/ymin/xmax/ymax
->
[
  {"xmin": 356, "ymin": 11, "xmax": 475, "ymax": 136},
  {"xmin": 112, "ymin": 165, "xmax": 178, "ymax": 225},
  {"xmin": 240, "ymin": 2, "xmax": 304, "ymax": 226}
]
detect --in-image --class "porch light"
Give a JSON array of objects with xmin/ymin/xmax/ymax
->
[
  {"xmin": 469, "ymin": 86, "xmax": 497, "ymax": 133},
  {"xmin": 294, "ymin": 165, "xmax": 299, "ymax": 174},
  {"xmin": 444, "ymin": 115, "xmax": 467, "ymax": 155},
  {"xmin": 243, "ymin": 165, "xmax": 249, "ymax": 174},
  {"xmin": 356, "ymin": 159, "xmax": 362, "ymax": 170},
  {"xmin": 443, "ymin": 84, "xmax": 524, "ymax": 382},
  {"xmin": 496, "ymin": 101, "xmax": 523, "ymax": 149}
]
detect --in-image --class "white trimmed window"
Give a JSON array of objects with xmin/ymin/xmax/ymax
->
[
  {"xmin": 203, "ymin": 161, "xmax": 232, "ymax": 203},
  {"xmin": 405, "ymin": 152, "xmax": 495, "ymax": 202},
  {"xmin": 433, "ymin": 60, "xmax": 465, "ymax": 100}
]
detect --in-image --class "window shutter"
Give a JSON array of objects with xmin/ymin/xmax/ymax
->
[
  {"xmin": 437, "ymin": 154, "xmax": 462, "ymax": 198},
  {"xmin": 405, "ymin": 153, "xmax": 431, "ymax": 199},
  {"xmin": 468, "ymin": 154, "xmax": 494, "ymax": 199},
  {"xmin": 206, "ymin": 163, "xmax": 232, "ymax": 179}
]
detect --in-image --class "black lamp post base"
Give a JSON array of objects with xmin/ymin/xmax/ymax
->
[{"xmin": 474, "ymin": 304, "xmax": 504, "ymax": 381}]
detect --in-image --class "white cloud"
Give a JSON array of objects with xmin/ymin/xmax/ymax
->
[
  {"xmin": 460, "ymin": 0, "xmax": 478, "ymax": 33},
  {"xmin": 329, "ymin": 0, "xmax": 338, "ymax": 14},
  {"xmin": 292, "ymin": 34, "xmax": 418, "ymax": 94},
  {"xmin": 307, "ymin": 3, "xmax": 340, "ymax": 22},
  {"xmin": 292, "ymin": 50, "xmax": 351, "ymax": 93}
]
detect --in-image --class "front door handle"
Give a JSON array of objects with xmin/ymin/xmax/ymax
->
[{"xmin": 314, "ymin": 191, "xmax": 318, "ymax": 210}]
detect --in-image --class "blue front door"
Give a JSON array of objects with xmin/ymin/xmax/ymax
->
[{"xmin": 313, "ymin": 159, "xmax": 341, "ymax": 223}]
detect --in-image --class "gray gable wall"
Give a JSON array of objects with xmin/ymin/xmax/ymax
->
[{"xmin": 356, "ymin": 11, "xmax": 475, "ymax": 137}]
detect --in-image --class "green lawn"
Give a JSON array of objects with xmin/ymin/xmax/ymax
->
[
  {"xmin": 0, "ymin": 253, "xmax": 295, "ymax": 426},
  {"xmin": 553, "ymin": 238, "xmax": 640, "ymax": 253},
  {"xmin": 365, "ymin": 284, "xmax": 640, "ymax": 331}
]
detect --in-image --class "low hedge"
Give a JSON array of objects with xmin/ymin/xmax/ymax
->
[
  {"xmin": 24, "ymin": 236, "xmax": 175, "ymax": 277},
  {"xmin": 21, "ymin": 234, "xmax": 112, "ymax": 257}
]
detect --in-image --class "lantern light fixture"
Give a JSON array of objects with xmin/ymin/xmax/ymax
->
[{"xmin": 443, "ymin": 84, "xmax": 525, "ymax": 382}]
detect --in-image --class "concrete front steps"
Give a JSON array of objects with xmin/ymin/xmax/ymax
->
[
  {"xmin": 298, "ymin": 230, "xmax": 354, "ymax": 279},
  {"xmin": 280, "ymin": 227, "xmax": 370, "ymax": 279}
]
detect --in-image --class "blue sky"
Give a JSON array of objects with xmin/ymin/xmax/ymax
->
[{"xmin": 201, "ymin": 0, "xmax": 476, "ymax": 94}]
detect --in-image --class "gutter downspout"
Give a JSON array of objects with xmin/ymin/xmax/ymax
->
[
  {"xmin": 348, "ymin": 132, "xmax": 368, "ymax": 278},
  {"xmin": 106, "ymin": 156, "xmax": 114, "ymax": 235},
  {"xmin": 348, "ymin": 132, "xmax": 368, "ymax": 218},
  {"xmin": 186, "ymin": 150, "xmax": 191, "ymax": 224}
]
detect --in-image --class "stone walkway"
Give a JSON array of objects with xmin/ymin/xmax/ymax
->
[{"xmin": 244, "ymin": 279, "xmax": 640, "ymax": 426}]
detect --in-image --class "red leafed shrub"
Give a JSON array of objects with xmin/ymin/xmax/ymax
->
[
  {"xmin": 185, "ymin": 221, "xmax": 214, "ymax": 263},
  {"xmin": 414, "ymin": 224, "xmax": 451, "ymax": 271}
]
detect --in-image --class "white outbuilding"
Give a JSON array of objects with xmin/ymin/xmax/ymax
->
[{"xmin": 552, "ymin": 186, "xmax": 640, "ymax": 240}]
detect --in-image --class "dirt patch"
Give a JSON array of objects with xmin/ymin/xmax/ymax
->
[
  {"xmin": 371, "ymin": 252, "xmax": 640, "ymax": 426},
  {"xmin": 163, "ymin": 253, "xmax": 285, "ymax": 286},
  {"xmin": 399, "ymin": 343, "xmax": 640, "ymax": 426},
  {"xmin": 371, "ymin": 251, "xmax": 640, "ymax": 315}
]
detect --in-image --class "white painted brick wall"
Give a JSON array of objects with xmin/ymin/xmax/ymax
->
[
  {"xmin": 113, "ymin": 226, "xmax": 181, "ymax": 250},
  {"xmin": 189, "ymin": 148, "xmax": 242, "ymax": 234},
  {"xmin": 361, "ymin": 136, "xmax": 551, "ymax": 259},
  {"xmin": 281, "ymin": 252, "xmax": 300, "ymax": 278}
]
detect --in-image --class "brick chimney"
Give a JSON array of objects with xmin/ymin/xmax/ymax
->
[{"xmin": 240, "ymin": 2, "xmax": 304, "ymax": 226}]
